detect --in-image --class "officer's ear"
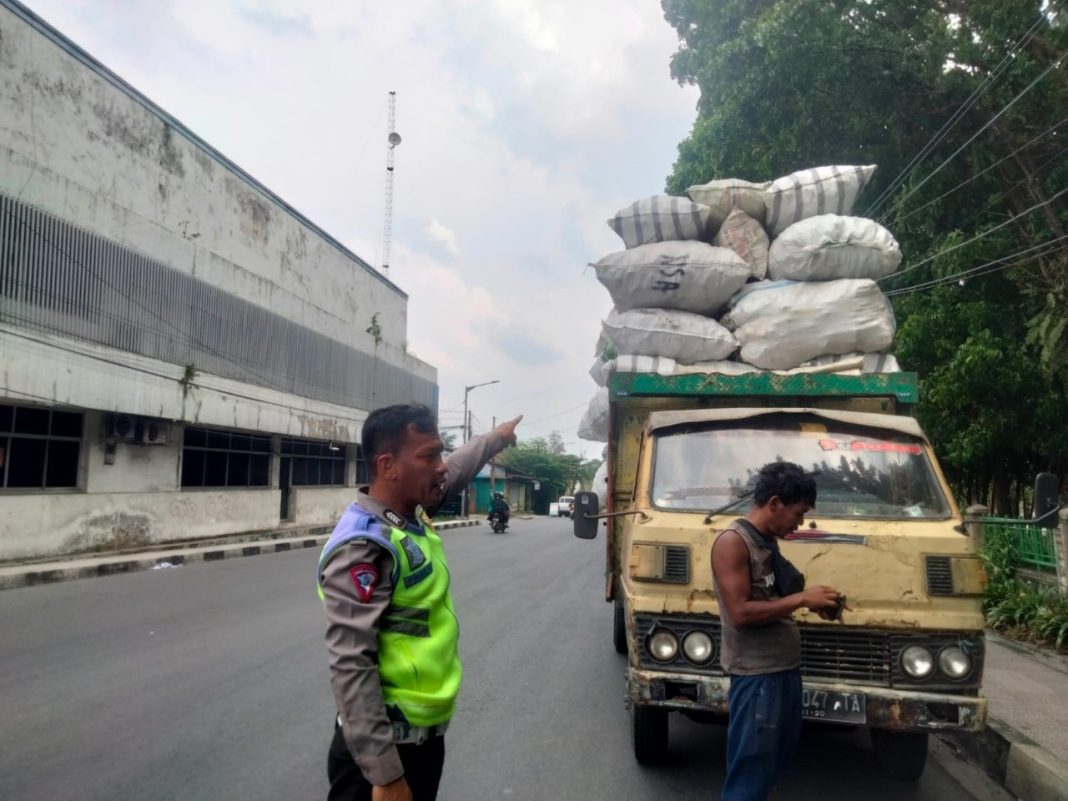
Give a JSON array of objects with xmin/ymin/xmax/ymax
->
[{"xmin": 374, "ymin": 451, "xmax": 398, "ymax": 481}]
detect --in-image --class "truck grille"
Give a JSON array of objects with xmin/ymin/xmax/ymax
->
[
  {"xmin": 663, "ymin": 546, "xmax": 690, "ymax": 583},
  {"xmin": 800, "ymin": 626, "xmax": 892, "ymax": 685},
  {"xmin": 925, "ymin": 556, "xmax": 954, "ymax": 596},
  {"xmin": 633, "ymin": 615, "xmax": 983, "ymax": 690}
]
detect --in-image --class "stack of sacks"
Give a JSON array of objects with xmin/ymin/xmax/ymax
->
[{"xmin": 579, "ymin": 166, "xmax": 903, "ymax": 442}]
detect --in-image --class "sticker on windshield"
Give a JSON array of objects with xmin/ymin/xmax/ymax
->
[
  {"xmin": 818, "ymin": 439, "xmax": 838, "ymax": 451},
  {"xmin": 850, "ymin": 441, "xmax": 922, "ymax": 455}
]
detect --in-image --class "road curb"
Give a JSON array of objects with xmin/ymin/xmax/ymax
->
[
  {"xmin": 938, "ymin": 716, "xmax": 1068, "ymax": 800},
  {"xmin": 0, "ymin": 520, "xmax": 484, "ymax": 591}
]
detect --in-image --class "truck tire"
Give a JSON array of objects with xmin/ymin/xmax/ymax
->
[
  {"xmin": 613, "ymin": 600, "xmax": 627, "ymax": 655},
  {"xmin": 631, "ymin": 705, "xmax": 668, "ymax": 765},
  {"xmin": 870, "ymin": 729, "xmax": 928, "ymax": 781}
]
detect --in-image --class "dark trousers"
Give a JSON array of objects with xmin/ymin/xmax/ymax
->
[
  {"xmin": 723, "ymin": 669, "xmax": 803, "ymax": 801},
  {"xmin": 327, "ymin": 723, "xmax": 445, "ymax": 801}
]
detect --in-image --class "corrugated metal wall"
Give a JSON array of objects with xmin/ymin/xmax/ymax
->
[{"xmin": 0, "ymin": 191, "xmax": 436, "ymax": 412}]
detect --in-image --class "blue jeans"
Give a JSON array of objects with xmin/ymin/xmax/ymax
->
[{"xmin": 723, "ymin": 669, "xmax": 802, "ymax": 801}]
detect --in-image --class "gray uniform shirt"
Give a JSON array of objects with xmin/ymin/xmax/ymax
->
[{"xmin": 320, "ymin": 432, "xmax": 506, "ymax": 786}]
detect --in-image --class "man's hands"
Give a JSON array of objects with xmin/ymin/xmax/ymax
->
[
  {"xmin": 372, "ymin": 777, "xmax": 412, "ymax": 801},
  {"xmin": 800, "ymin": 585, "xmax": 842, "ymax": 612},
  {"xmin": 494, "ymin": 415, "xmax": 523, "ymax": 447}
]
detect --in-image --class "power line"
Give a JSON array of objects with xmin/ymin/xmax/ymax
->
[
  {"xmin": 884, "ymin": 235, "xmax": 1068, "ymax": 297},
  {"xmin": 890, "ymin": 118, "xmax": 1068, "ymax": 224},
  {"xmin": 879, "ymin": 185, "xmax": 1068, "ymax": 282},
  {"xmin": 865, "ymin": 12, "xmax": 1051, "ymax": 217},
  {"xmin": 879, "ymin": 49, "xmax": 1066, "ymax": 220}
]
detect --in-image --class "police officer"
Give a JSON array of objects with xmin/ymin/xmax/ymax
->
[{"xmin": 318, "ymin": 403, "xmax": 522, "ymax": 801}]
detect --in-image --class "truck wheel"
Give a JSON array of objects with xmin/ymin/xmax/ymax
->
[
  {"xmin": 870, "ymin": 729, "xmax": 928, "ymax": 781},
  {"xmin": 632, "ymin": 705, "xmax": 668, "ymax": 765},
  {"xmin": 613, "ymin": 600, "xmax": 627, "ymax": 655}
]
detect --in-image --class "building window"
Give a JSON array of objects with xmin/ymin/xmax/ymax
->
[
  {"xmin": 0, "ymin": 404, "xmax": 83, "ymax": 490},
  {"xmin": 182, "ymin": 427, "xmax": 270, "ymax": 488},
  {"xmin": 281, "ymin": 439, "xmax": 347, "ymax": 487}
]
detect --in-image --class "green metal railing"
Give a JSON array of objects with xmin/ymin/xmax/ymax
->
[{"xmin": 983, "ymin": 518, "xmax": 1059, "ymax": 572}]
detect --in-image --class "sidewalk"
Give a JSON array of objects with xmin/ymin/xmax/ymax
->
[
  {"xmin": 0, "ymin": 517, "xmax": 484, "ymax": 591},
  {"xmin": 940, "ymin": 631, "xmax": 1068, "ymax": 800}
]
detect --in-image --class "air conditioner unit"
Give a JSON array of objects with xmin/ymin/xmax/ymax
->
[
  {"xmin": 141, "ymin": 421, "xmax": 170, "ymax": 446},
  {"xmin": 106, "ymin": 414, "xmax": 139, "ymax": 442}
]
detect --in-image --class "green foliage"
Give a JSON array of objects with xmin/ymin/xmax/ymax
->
[
  {"xmin": 981, "ymin": 533, "xmax": 1068, "ymax": 649},
  {"xmin": 499, "ymin": 438, "xmax": 601, "ymax": 499},
  {"xmin": 661, "ymin": 0, "xmax": 1068, "ymax": 512}
]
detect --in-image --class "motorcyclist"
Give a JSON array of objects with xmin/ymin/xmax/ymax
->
[{"xmin": 488, "ymin": 492, "xmax": 510, "ymax": 527}]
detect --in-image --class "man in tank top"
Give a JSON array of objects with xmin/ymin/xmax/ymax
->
[{"xmin": 711, "ymin": 462, "xmax": 843, "ymax": 801}]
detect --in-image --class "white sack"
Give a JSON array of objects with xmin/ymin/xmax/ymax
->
[
  {"xmin": 607, "ymin": 195, "xmax": 711, "ymax": 249},
  {"xmin": 589, "ymin": 357, "xmax": 608, "ymax": 387},
  {"xmin": 767, "ymin": 215, "xmax": 901, "ymax": 281},
  {"xmin": 592, "ymin": 460, "xmax": 609, "ymax": 510},
  {"xmin": 578, "ymin": 387, "xmax": 610, "ymax": 442},
  {"xmin": 713, "ymin": 209, "xmax": 770, "ymax": 279},
  {"xmin": 594, "ymin": 242, "xmax": 750, "ymax": 314},
  {"xmin": 686, "ymin": 178, "xmax": 770, "ymax": 227},
  {"xmin": 728, "ymin": 279, "xmax": 895, "ymax": 370},
  {"xmin": 764, "ymin": 165, "xmax": 877, "ymax": 237},
  {"xmin": 603, "ymin": 308, "xmax": 738, "ymax": 365}
]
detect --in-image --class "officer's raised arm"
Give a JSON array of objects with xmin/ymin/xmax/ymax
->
[{"xmin": 433, "ymin": 415, "xmax": 522, "ymax": 510}]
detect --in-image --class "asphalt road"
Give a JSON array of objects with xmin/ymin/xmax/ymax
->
[{"xmin": 0, "ymin": 516, "xmax": 1006, "ymax": 800}]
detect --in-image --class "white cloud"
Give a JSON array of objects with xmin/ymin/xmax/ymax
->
[
  {"xmin": 426, "ymin": 218, "xmax": 461, "ymax": 256},
  {"xmin": 26, "ymin": 0, "xmax": 698, "ymax": 457}
]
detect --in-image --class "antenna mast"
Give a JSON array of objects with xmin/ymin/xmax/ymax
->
[{"xmin": 381, "ymin": 91, "xmax": 401, "ymax": 278}]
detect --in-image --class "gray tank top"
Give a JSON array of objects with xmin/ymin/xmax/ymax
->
[{"xmin": 712, "ymin": 519, "xmax": 801, "ymax": 676}]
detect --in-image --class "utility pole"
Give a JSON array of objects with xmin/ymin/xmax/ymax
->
[
  {"xmin": 461, "ymin": 379, "xmax": 499, "ymax": 517},
  {"xmin": 381, "ymin": 91, "xmax": 401, "ymax": 279}
]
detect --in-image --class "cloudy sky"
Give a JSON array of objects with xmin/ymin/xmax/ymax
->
[{"xmin": 27, "ymin": 0, "xmax": 699, "ymax": 457}]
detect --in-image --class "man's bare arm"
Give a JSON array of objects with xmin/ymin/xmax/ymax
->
[{"xmin": 712, "ymin": 530, "xmax": 839, "ymax": 628}]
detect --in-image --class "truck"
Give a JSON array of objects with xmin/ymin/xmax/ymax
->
[{"xmin": 571, "ymin": 370, "xmax": 991, "ymax": 780}]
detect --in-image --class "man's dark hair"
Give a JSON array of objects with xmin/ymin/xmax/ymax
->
[
  {"xmin": 752, "ymin": 461, "xmax": 817, "ymax": 508},
  {"xmin": 362, "ymin": 404, "xmax": 439, "ymax": 476}
]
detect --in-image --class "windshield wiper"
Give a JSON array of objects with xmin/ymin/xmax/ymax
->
[{"xmin": 704, "ymin": 491, "xmax": 754, "ymax": 524}]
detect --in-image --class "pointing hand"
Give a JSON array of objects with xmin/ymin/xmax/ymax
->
[{"xmin": 495, "ymin": 415, "xmax": 523, "ymax": 447}]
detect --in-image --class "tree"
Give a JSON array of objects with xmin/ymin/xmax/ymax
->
[
  {"xmin": 661, "ymin": 0, "xmax": 1068, "ymax": 512},
  {"xmin": 441, "ymin": 430, "xmax": 458, "ymax": 450},
  {"xmin": 499, "ymin": 439, "xmax": 604, "ymax": 511}
]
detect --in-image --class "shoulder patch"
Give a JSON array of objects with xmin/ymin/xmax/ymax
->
[
  {"xmin": 349, "ymin": 563, "xmax": 379, "ymax": 603},
  {"xmin": 383, "ymin": 509, "xmax": 406, "ymax": 529}
]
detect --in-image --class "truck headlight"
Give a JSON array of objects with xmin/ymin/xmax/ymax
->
[
  {"xmin": 648, "ymin": 629, "xmax": 679, "ymax": 662},
  {"xmin": 901, "ymin": 645, "xmax": 935, "ymax": 678},
  {"xmin": 938, "ymin": 645, "xmax": 972, "ymax": 679},
  {"xmin": 682, "ymin": 631, "xmax": 714, "ymax": 665}
]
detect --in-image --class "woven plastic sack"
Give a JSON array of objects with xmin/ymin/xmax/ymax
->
[
  {"xmin": 728, "ymin": 279, "xmax": 895, "ymax": 370},
  {"xmin": 594, "ymin": 242, "xmax": 750, "ymax": 314},
  {"xmin": 764, "ymin": 165, "xmax": 877, "ymax": 237},
  {"xmin": 592, "ymin": 460, "xmax": 609, "ymax": 509},
  {"xmin": 578, "ymin": 387, "xmax": 610, "ymax": 442},
  {"xmin": 713, "ymin": 210, "xmax": 770, "ymax": 279},
  {"xmin": 607, "ymin": 195, "xmax": 711, "ymax": 249},
  {"xmin": 686, "ymin": 178, "xmax": 770, "ymax": 227},
  {"xmin": 768, "ymin": 215, "xmax": 901, "ymax": 281},
  {"xmin": 603, "ymin": 308, "xmax": 738, "ymax": 365}
]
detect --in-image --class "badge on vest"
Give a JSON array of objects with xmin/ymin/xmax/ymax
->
[
  {"xmin": 383, "ymin": 509, "xmax": 406, "ymax": 529},
  {"xmin": 349, "ymin": 563, "xmax": 379, "ymax": 603},
  {"xmin": 400, "ymin": 536, "xmax": 427, "ymax": 570}
]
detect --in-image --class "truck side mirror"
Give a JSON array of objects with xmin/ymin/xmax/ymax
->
[
  {"xmin": 573, "ymin": 491, "xmax": 600, "ymax": 540},
  {"xmin": 1032, "ymin": 472, "xmax": 1061, "ymax": 528}
]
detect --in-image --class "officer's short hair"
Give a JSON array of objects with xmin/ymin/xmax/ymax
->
[
  {"xmin": 363, "ymin": 404, "xmax": 439, "ymax": 476},
  {"xmin": 753, "ymin": 461, "xmax": 817, "ymax": 508}
]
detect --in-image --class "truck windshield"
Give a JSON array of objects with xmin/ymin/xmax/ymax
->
[{"xmin": 651, "ymin": 415, "xmax": 951, "ymax": 519}]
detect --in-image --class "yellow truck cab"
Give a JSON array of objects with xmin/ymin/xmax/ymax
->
[{"xmin": 572, "ymin": 371, "xmax": 987, "ymax": 780}]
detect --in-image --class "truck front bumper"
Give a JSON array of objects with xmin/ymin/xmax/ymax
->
[{"xmin": 628, "ymin": 668, "xmax": 987, "ymax": 733}]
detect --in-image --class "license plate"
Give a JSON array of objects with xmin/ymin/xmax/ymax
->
[{"xmin": 801, "ymin": 689, "xmax": 866, "ymax": 724}]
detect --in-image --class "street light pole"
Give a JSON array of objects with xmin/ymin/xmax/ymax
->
[{"xmin": 461, "ymin": 379, "xmax": 499, "ymax": 518}]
